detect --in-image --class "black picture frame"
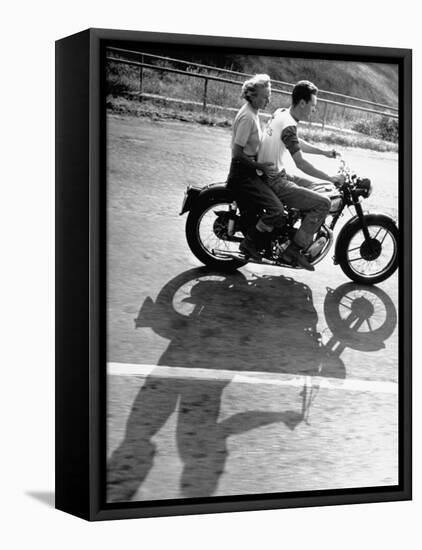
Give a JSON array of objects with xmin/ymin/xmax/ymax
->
[{"xmin": 55, "ymin": 27, "xmax": 412, "ymax": 521}]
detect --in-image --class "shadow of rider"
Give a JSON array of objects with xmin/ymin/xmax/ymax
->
[{"xmin": 107, "ymin": 268, "xmax": 396, "ymax": 502}]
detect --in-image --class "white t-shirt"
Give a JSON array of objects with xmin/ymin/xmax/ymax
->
[
  {"xmin": 231, "ymin": 102, "xmax": 262, "ymax": 157},
  {"xmin": 257, "ymin": 108, "xmax": 301, "ymax": 172}
]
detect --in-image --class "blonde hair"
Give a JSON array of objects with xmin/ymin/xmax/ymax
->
[{"xmin": 241, "ymin": 74, "xmax": 271, "ymax": 103}]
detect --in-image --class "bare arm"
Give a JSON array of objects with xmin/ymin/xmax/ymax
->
[
  {"xmin": 299, "ymin": 138, "xmax": 337, "ymax": 158},
  {"xmin": 232, "ymin": 144, "xmax": 275, "ymax": 174},
  {"xmin": 292, "ymin": 149, "xmax": 337, "ymax": 183}
]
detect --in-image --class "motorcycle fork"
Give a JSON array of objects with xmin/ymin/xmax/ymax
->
[{"xmin": 354, "ymin": 200, "xmax": 372, "ymax": 242}]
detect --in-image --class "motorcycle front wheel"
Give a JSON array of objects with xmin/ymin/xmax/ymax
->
[
  {"xmin": 336, "ymin": 214, "xmax": 398, "ymax": 285},
  {"xmin": 186, "ymin": 198, "xmax": 248, "ymax": 271}
]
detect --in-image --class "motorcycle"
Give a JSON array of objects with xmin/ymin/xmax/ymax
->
[{"xmin": 180, "ymin": 160, "xmax": 399, "ymax": 285}]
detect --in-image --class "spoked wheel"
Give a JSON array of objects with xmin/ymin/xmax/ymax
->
[
  {"xmin": 337, "ymin": 214, "xmax": 398, "ymax": 285},
  {"xmin": 186, "ymin": 199, "xmax": 248, "ymax": 271},
  {"xmin": 324, "ymin": 283, "xmax": 397, "ymax": 351}
]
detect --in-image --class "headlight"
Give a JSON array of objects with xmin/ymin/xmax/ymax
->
[{"xmin": 356, "ymin": 178, "xmax": 372, "ymax": 198}]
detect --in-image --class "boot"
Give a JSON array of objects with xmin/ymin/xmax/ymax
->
[
  {"xmin": 239, "ymin": 227, "xmax": 266, "ymax": 262},
  {"xmin": 283, "ymin": 242, "xmax": 315, "ymax": 271}
]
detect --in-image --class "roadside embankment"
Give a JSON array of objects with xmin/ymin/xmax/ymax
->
[{"xmin": 106, "ymin": 95, "xmax": 398, "ymax": 154}]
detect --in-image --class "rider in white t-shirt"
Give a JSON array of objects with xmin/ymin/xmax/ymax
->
[{"xmin": 257, "ymin": 80, "xmax": 342, "ymax": 271}]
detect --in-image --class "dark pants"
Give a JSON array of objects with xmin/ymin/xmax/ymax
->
[
  {"xmin": 264, "ymin": 171, "xmax": 331, "ymax": 248},
  {"xmin": 226, "ymin": 158, "xmax": 285, "ymax": 230}
]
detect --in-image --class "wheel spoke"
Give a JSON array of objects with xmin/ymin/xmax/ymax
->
[
  {"xmin": 351, "ymin": 317, "xmax": 365, "ymax": 330},
  {"xmin": 379, "ymin": 230, "xmax": 389, "ymax": 245},
  {"xmin": 339, "ymin": 302, "xmax": 353, "ymax": 312},
  {"xmin": 372, "ymin": 227, "xmax": 383, "ymax": 239}
]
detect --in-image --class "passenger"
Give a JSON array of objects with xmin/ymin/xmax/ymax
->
[{"xmin": 226, "ymin": 74, "xmax": 286, "ymax": 261}]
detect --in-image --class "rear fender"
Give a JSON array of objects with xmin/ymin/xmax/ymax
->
[
  {"xmin": 179, "ymin": 185, "xmax": 202, "ymax": 215},
  {"xmin": 179, "ymin": 182, "xmax": 234, "ymax": 215}
]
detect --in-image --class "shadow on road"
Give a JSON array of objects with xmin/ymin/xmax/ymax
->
[{"xmin": 107, "ymin": 268, "xmax": 397, "ymax": 502}]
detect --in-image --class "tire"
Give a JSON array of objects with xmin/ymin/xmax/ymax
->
[
  {"xmin": 186, "ymin": 197, "xmax": 248, "ymax": 271},
  {"xmin": 146, "ymin": 267, "xmax": 247, "ymax": 339},
  {"xmin": 323, "ymin": 283, "xmax": 397, "ymax": 351},
  {"xmin": 336, "ymin": 214, "xmax": 398, "ymax": 285}
]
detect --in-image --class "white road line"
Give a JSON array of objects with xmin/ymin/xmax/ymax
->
[{"xmin": 107, "ymin": 362, "xmax": 398, "ymax": 395}]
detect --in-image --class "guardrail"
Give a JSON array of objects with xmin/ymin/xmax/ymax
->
[{"xmin": 106, "ymin": 47, "xmax": 399, "ymax": 128}]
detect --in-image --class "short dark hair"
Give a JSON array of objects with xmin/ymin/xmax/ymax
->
[{"xmin": 292, "ymin": 80, "xmax": 318, "ymax": 106}]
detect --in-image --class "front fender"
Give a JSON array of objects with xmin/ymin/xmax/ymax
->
[{"xmin": 334, "ymin": 212, "xmax": 397, "ymax": 264}]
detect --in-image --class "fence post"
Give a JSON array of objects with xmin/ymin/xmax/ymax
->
[
  {"xmin": 203, "ymin": 78, "xmax": 208, "ymax": 111},
  {"xmin": 322, "ymin": 101, "xmax": 328, "ymax": 130},
  {"xmin": 139, "ymin": 55, "xmax": 144, "ymax": 101}
]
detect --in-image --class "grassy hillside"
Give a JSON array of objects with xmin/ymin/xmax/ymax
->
[
  {"xmin": 237, "ymin": 56, "xmax": 398, "ymax": 107},
  {"xmin": 106, "ymin": 49, "xmax": 399, "ymax": 146},
  {"xmin": 109, "ymin": 46, "xmax": 398, "ymax": 107}
]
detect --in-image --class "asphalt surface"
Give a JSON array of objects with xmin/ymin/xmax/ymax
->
[{"xmin": 106, "ymin": 114, "xmax": 399, "ymax": 503}]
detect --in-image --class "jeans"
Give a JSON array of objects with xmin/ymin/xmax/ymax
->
[
  {"xmin": 264, "ymin": 171, "xmax": 331, "ymax": 248},
  {"xmin": 226, "ymin": 158, "xmax": 286, "ymax": 230}
]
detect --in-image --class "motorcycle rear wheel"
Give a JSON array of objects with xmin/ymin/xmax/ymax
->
[{"xmin": 186, "ymin": 198, "xmax": 248, "ymax": 271}]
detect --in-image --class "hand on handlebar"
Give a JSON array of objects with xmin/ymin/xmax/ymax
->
[
  {"xmin": 325, "ymin": 149, "xmax": 341, "ymax": 159},
  {"xmin": 331, "ymin": 174, "xmax": 345, "ymax": 187}
]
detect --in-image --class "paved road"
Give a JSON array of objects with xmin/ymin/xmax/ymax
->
[{"xmin": 106, "ymin": 114, "xmax": 399, "ymax": 503}]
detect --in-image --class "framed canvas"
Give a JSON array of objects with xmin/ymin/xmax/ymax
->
[{"xmin": 55, "ymin": 28, "xmax": 412, "ymax": 521}]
